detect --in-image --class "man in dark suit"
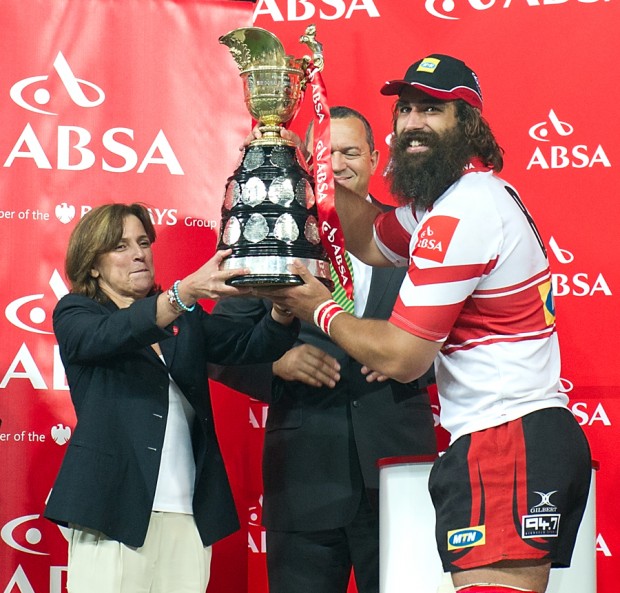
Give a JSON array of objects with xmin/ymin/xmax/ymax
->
[{"xmin": 210, "ymin": 106, "xmax": 437, "ymax": 593}]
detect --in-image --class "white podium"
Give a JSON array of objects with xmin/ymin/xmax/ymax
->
[{"xmin": 378, "ymin": 455, "xmax": 597, "ymax": 593}]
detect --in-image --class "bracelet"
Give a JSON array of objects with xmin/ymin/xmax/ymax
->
[
  {"xmin": 313, "ymin": 299, "xmax": 345, "ymax": 336},
  {"xmin": 167, "ymin": 287, "xmax": 185, "ymax": 314},
  {"xmin": 171, "ymin": 280, "xmax": 195, "ymax": 313}
]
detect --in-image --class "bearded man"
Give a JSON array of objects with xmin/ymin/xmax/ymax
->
[{"xmin": 256, "ymin": 54, "xmax": 592, "ymax": 593}]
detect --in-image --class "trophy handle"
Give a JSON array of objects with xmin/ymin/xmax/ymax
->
[{"xmin": 299, "ymin": 24, "xmax": 324, "ymax": 89}]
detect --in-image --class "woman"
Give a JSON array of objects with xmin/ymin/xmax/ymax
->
[{"xmin": 44, "ymin": 203, "xmax": 298, "ymax": 593}]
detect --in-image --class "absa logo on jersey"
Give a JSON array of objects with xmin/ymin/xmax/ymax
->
[
  {"xmin": 253, "ymin": 0, "xmax": 380, "ymax": 22},
  {"xmin": 548, "ymin": 236, "xmax": 611, "ymax": 297},
  {"xmin": 425, "ymin": 0, "xmax": 609, "ymax": 21},
  {"xmin": 527, "ymin": 109, "xmax": 610, "ymax": 170},
  {"xmin": 412, "ymin": 215, "xmax": 459, "ymax": 263},
  {"xmin": 4, "ymin": 52, "xmax": 183, "ymax": 175}
]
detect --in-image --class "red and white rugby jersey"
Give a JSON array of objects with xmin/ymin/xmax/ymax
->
[{"xmin": 374, "ymin": 170, "xmax": 568, "ymax": 442}]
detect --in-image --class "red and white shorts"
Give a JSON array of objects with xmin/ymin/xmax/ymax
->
[{"xmin": 428, "ymin": 407, "xmax": 591, "ymax": 572}]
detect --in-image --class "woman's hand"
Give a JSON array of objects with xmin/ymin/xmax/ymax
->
[{"xmin": 178, "ymin": 249, "xmax": 252, "ymax": 304}]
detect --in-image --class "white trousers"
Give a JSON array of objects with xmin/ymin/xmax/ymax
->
[{"xmin": 67, "ymin": 512, "xmax": 212, "ymax": 593}]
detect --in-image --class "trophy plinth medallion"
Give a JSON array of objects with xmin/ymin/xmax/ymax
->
[{"xmin": 217, "ymin": 26, "xmax": 332, "ymax": 288}]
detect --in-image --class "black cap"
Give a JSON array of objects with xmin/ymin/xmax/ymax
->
[{"xmin": 380, "ymin": 54, "xmax": 483, "ymax": 110}]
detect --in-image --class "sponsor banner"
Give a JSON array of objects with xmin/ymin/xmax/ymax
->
[
  {"xmin": 1, "ymin": 1, "xmax": 618, "ymax": 592},
  {"xmin": 0, "ymin": 2, "xmax": 253, "ymax": 593}
]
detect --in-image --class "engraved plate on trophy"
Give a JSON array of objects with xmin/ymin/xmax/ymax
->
[{"xmin": 217, "ymin": 26, "xmax": 332, "ymax": 288}]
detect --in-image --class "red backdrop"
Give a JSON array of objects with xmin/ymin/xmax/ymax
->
[{"xmin": 1, "ymin": 1, "xmax": 617, "ymax": 592}]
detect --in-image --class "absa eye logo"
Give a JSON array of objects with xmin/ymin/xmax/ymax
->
[
  {"xmin": 10, "ymin": 51, "xmax": 105, "ymax": 116},
  {"xmin": 5, "ymin": 270, "xmax": 68, "ymax": 335},
  {"xmin": 1, "ymin": 514, "xmax": 69, "ymax": 556},
  {"xmin": 2, "ymin": 270, "xmax": 69, "ymax": 391},
  {"xmin": 527, "ymin": 109, "xmax": 611, "ymax": 170},
  {"xmin": 4, "ymin": 52, "xmax": 184, "ymax": 175},
  {"xmin": 425, "ymin": 0, "xmax": 460, "ymax": 19},
  {"xmin": 547, "ymin": 236, "xmax": 611, "ymax": 298},
  {"xmin": 248, "ymin": 495, "xmax": 267, "ymax": 553},
  {"xmin": 528, "ymin": 109, "xmax": 573, "ymax": 142}
]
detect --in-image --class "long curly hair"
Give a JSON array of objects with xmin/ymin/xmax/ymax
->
[{"xmin": 454, "ymin": 100, "xmax": 504, "ymax": 172}]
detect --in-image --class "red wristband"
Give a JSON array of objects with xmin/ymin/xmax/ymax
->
[{"xmin": 313, "ymin": 299, "xmax": 345, "ymax": 336}]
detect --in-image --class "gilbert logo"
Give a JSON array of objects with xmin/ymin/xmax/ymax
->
[
  {"xmin": 527, "ymin": 109, "xmax": 610, "ymax": 170},
  {"xmin": 413, "ymin": 215, "xmax": 459, "ymax": 263},
  {"xmin": 10, "ymin": 51, "xmax": 105, "ymax": 116},
  {"xmin": 530, "ymin": 490, "xmax": 558, "ymax": 513}
]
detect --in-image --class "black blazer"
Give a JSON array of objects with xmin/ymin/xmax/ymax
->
[
  {"xmin": 211, "ymin": 264, "xmax": 437, "ymax": 532},
  {"xmin": 44, "ymin": 292, "xmax": 299, "ymax": 547}
]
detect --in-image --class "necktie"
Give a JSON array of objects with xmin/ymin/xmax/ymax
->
[{"xmin": 330, "ymin": 251, "xmax": 355, "ymax": 314}]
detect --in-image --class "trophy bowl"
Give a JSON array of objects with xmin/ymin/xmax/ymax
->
[
  {"xmin": 241, "ymin": 65, "xmax": 305, "ymax": 139},
  {"xmin": 217, "ymin": 26, "xmax": 332, "ymax": 288}
]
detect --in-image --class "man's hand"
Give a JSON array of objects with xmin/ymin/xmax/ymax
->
[
  {"xmin": 241, "ymin": 127, "xmax": 307, "ymax": 157},
  {"xmin": 254, "ymin": 260, "xmax": 332, "ymax": 324},
  {"xmin": 360, "ymin": 365, "xmax": 390, "ymax": 383},
  {"xmin": 273, "ymin": 344, "xmax": 341, "ymax": 388}
]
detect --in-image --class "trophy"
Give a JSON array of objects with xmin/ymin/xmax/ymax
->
[{"xmin": 217, "ymin": 26, "xmax": 333, "ymax": 288}]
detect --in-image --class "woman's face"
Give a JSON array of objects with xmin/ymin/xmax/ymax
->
[{"xmin": 90, "ymin": 214, "xmax": 155, "ymax": 307}]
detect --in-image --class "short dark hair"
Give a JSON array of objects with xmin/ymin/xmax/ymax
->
[
  {"xmin": 65, "ymin": 203, "xmax": 156, "ymax": 301},
  {"xmin": 305, "ymin": 105, "xmax": 375, "ymax": 152}
]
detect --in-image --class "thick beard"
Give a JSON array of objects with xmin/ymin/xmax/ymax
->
[{"xmin": 387, "ymin": 125, "xmax": 473, "ymax": 210}]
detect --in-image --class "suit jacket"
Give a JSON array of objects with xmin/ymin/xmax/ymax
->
[
  {"xmin": 211, "ymin": 265, "xmax": 437, "ymax": 532},
  {"xmin": 44, "ymin": 292, "xmax": 299, "ymax": 547}
]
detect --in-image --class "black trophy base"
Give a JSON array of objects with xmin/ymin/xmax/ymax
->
[
  {"xmin": 226, "ymin": 273, "xmax": 333, "ymax": 289},
  {"xmin": 221, "ymin": 254, "xmax": 334, "ymax": 290},
  {"xmin": 226, "ymin": 273, "xmax": 303, "ymax": 287}
]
